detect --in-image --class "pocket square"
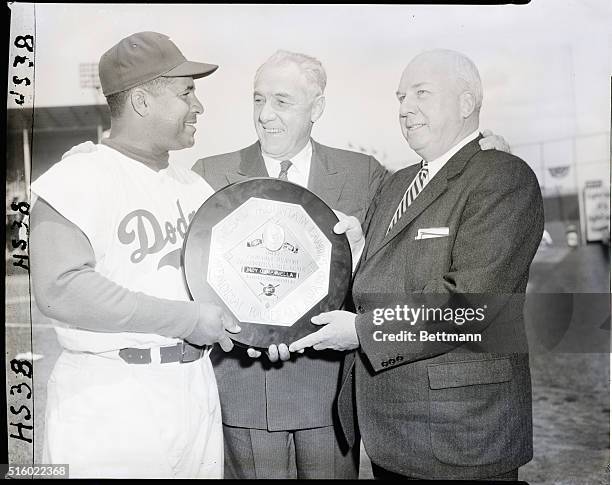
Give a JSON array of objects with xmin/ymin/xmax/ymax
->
[{"xmin": 415, "ymin": 227, "xmax": 449, "ymax": 240}]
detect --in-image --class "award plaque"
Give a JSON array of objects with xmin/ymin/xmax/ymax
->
[{"xmin": 182, "ymin": 178, "xmax": 353, "ymax": 348}]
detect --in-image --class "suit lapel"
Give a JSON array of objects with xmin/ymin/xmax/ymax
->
[
  {"xmin": 381, "ymin": 170, "xmax": 448, "ymax": 244},
  {"xmin": 226, "ymin": 140, "xmax": 347, "ymax": 202},
  {"xmin": 307, "ymin": 140, "xmax": 346, "ymax": 204},
  {"xmin": 226, "ymin": 141, "xmax": 269, "ymax": 185},
  {"xmin": 361, "ymin": 166, "xmax": 417, "ymax": 261},
  {"xmin": 364, "ymin": 136, "xmax": 483, "ymax": 262}
]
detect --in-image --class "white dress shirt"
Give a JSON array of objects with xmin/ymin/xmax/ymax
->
[
  {"xmin": 262, "ymin": 141, "xmax": 312, "ymax": 188},
  {"xmin": 423, "ymin": 129, "xmax": 479, "ymax": 186}
]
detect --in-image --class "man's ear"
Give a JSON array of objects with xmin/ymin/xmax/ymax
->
[
  {"xmin": 459, "ymin": 91, "xmax": 476, "ymax": 119},
  {"xmin": 310, "ymin": 95, "xmax": 326, "ymax": 123},
  {"xmin": 130, "ymin": 88, "xmax": 150, "ymax": 117}
]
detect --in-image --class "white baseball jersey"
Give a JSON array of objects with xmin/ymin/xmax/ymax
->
[
  {"xmin": 31, "ymin": 144, "xmax": 215, "ymax": 352},
  {"xmin": 35, "ymin": 144, "xmax": 223, "ymax": 478}
]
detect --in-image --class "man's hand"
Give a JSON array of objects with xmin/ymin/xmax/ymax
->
[
  {"xmin": 479, "ymin": 129, "xmax": 511, "ymax": 153},
  {"xmin": 247, "ymin": 344, "xmax": 291, "ymax": 362},
  {"xmin": 185, "ymin": 303, "xmax": 241, "ymax": 352},
  {"xmin": 333, "ymin": 210, "xmax": 364, "ymax": 269},
  {"xmin": 289, "ymin": 310, "xmax": 359, "ymax": 353},
  {"xmin": 61, "ymin": 141, "xmax": 97, "ymax": 160},
  {"xmin": 245, "ymin": 214, "xmax": 363, "ymax": 361}
]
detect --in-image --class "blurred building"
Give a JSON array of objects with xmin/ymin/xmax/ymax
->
[
  {"xmin": 7, "ymin": 57, "xmax": 110, "ymax": 194},
  {"xmin": 512, "ymin": 133, "xmax": 610, "ymax": 245},
  {"xmin": 7, "ymin": 105, "xmax": 110, "ymax": 186}
]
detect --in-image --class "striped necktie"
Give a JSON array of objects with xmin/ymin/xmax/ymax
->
[
  {"xmin": 386, "ymin": 160, "xmax": 429, "ymax": 234},
  {"xmin": 278, "ymin": 160, "xmax": 292, "ymax": 181}
]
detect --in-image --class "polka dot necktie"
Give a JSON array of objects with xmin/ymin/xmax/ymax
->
[{"xmin": 386, "ymin": 160, "xmax": 429, "ymax": 235}]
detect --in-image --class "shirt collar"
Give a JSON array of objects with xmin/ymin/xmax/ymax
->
[
  {"xmin": 426, "ymin": 129, "xmax": 479, "ymax": 178},
  {"xmin": 262, "ymin": 140, "xmax": 312, "ymax": 175}
]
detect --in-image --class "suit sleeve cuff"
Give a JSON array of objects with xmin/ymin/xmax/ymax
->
[{"xmin": 356, "ymin": 311, "xmax": 388, "ymax": 372}]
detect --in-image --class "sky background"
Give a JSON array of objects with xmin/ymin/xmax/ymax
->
[{"xmin": 8, "ymin": 1, "xmax": 611, "ymax": 182}]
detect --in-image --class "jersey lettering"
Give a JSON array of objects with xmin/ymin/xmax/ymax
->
[{"xmin": 117, "ymin": 199, "xmax": 195, "ymax": 265}]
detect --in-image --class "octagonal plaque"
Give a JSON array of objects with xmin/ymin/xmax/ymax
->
[{"xmin": 182, "ymin": 178, "xmax": 352, "ymax": 348}]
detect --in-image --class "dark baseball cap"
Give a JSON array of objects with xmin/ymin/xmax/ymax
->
[{"xmin": 99, "ymin": 31, "xmax": 219, "ymax": 96}]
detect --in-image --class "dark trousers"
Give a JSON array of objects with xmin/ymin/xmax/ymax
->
[
  {"xmin": 223, "ymin": 424, "xmax": 359, "ymax": 479},
  {"xmin": 372, "ymin": 463, "xmax": 519, "ymax": 481}
]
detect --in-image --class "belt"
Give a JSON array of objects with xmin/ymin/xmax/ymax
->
[{"xmin": 118, "ymin": 341, "xmax": 206, "ymax": 365}]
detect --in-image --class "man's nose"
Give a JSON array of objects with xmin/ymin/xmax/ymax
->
[
  {"xmin": 192, "ymin": 95, "xmax": 204, "ymax": 115},
  {"xmin": 399, "ymin": 96, "xmax": 416, "ymax": 117},
  {"xmin": 258, "ymin": 100, "xmax": 276, "ymax": 122}
]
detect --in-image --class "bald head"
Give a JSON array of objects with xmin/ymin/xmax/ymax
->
[
  {"xmin": 409, "ymin": 49, "xmax": 483, "ymax": 109},
  {"xmin": 396, "ymin": 49, "xmax": 482, "ymax": 161}
]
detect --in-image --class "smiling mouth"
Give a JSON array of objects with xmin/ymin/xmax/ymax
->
[
  {"xmin": 407, "ymin": 123, "xmax": 426, "ymax": 132},
  {"xmin": 262, "ymin": 127, "xmax": 284, "ymax": 134}
]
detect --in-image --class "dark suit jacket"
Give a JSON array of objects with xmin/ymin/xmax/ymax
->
[
  {"xmin": 192, "ymin": 140, "xmax": 385, "ymax": 435},
  {"xmin": 338, "ymin": 136, "xmax": 543, "ymax": 478}
]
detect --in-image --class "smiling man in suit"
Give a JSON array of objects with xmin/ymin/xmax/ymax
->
[
  {"xmin": 192, "ymin": 50, "xmax": 386, "ymax": 479},
  {"xmin": 290, "ymin": 49, "xmax": 544, "ymax": 480}
]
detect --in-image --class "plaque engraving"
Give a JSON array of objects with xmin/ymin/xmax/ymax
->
[
  {"xmin": 182, "ymin": 178, "xmax": 352, "ymax": 348},
  {"xmin": 208, "ymin": 198, "xmax": 332, "ymax": 326}
]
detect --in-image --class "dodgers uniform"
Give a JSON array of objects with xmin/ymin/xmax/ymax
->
[{"xmin": 31, "ymin": 141, "xmax": 222, "ymax": 478}]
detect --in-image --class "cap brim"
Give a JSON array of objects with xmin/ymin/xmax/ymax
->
[{"xmin": 165, "ymin": 60, "xmax": 218, "ymax": 79}]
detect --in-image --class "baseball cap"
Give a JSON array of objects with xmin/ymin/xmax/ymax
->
[{"xmin": 99, "ymin": 31, "xmax": 218, "ymax": 96}]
